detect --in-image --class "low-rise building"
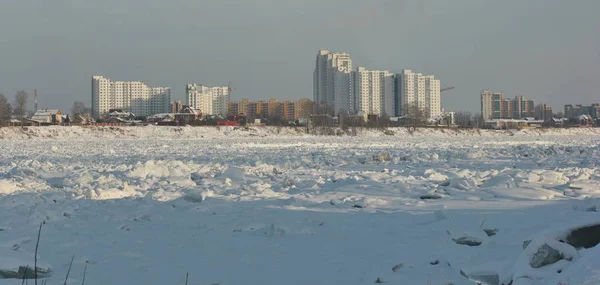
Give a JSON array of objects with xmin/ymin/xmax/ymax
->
[{"xmin": 30, "ymin": 109, "xmax": 63, "ymax": 124}]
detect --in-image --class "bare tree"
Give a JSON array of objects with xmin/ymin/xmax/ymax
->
[
  {"xmin": 0, "ymin": 93, "xmax": 11, "ymax": 122},
  {"xmin": 471, "ymin": 113, "xmax": 485, "ymax": 129},
  {"xmin": 454, "ymin": 111, "xmax": 472, "ymax": 128},
  {"xmin": 71, "ymin": 101, "xmax": 90, "ymax": 116},
  {"xmin": 403, "ymin": 103, "xmax": 426, "ymax": 127},
  {"xmin": 314, "ymin": 101, "xmax": 334, "ymax": 116},
  {"xmin": 14, "ymin": 90, "xmax": 28, "ymax": 118}
]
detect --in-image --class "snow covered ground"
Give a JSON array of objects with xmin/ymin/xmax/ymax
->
[{"xmin": 1, "ymin": 126, "xmax": 600, "ymax": 284}]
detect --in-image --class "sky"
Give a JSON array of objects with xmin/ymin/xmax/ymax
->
[{"xmin": 0, "ymin": 0, "xmax": 599, "ymax": 114}]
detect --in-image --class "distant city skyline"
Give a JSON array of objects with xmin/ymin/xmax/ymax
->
[{"xmin": 0, "ymin": 0, "xmax": 599, "ymax": 114}]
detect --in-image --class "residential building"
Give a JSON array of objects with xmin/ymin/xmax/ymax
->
[
  {"xmin": 256, "ymin": 101, "xmax": 269, "ymax": 117},
  {"xmin": 237, "ymin": 99, "xmax": 251, "ymax": 116},
  {"xmin": 313, "ymin": 50, "xmax": 354, "ymax": 114},
  {"xmin": 246, "ymin": 101, "xmax": 258, "ymax": 120},
  {"xmin": 228, "ymin": 101, "xmax": 239, "ymax": 117},
  {"xmin": 564, "ymin": 104, "xmax": 600, "ymax": 119},
  {"xmin": 282, "ymin": 101, "xmax": 296, "ymax": 121},
  {"xmin": 354, "ymin": 67, "xmax": 395, "ymax": 117},
  {"xmin": 170, "ymin": 100, "xmax": 184, "ymax": 113},
  {"xmin": 512, "ymin": 95, "xmax": 535, "ymax": 119},
  {"xmin": 91, "ymin": 76, "xmax": 170, "ymax": 118},
  {"xmin": 268, "ymin": 99, "xmax": 283, "ymax": 118},
  {"xmin": 30, "ymin": 109, "xmax": 63, "ymax": 124},
  {"xmin": 534, "ymin": 104, "xmax": 553, "ymax": 121},
  {"xmin": 481, "ymin": 90, "xmax": 535, "ymax": 120},
  {"xmin": 186, "ymin": 84, "xmax": 229, "ymax": 117},
  {"xmin": 397, "ymin": 70, "xmax": 441, "ymax": 118},
  {"xmin": 295, "ymin": 98, "xmax": 314, "ymax": 121},
  {"xmin": 227, "ymin": 98, "xmax": 314, "ymax": 121}
]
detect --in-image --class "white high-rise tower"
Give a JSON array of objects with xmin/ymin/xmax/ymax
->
[
  {"xmin": 313, "ymin": 50, "xmax": 354, "ymax": 114},
  {"xmin": 91, "ymin": 76, "xmax": 170, "ymax": 118},
  {"xmin": 354, "ymin": 67, "xmax": 395, "ymax": 117},
  {"xmin": 186, "ymin": 84, "xmax": 229, "ymax": 117},
  {"xmin": 396, "ymin": 70, "xmax": 441, "ymax": 118}
]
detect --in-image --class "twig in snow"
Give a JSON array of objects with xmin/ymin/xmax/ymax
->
[
  {"xmin": 81, "ymin": 261, "xmax": 88, "ymax": 285},
  {"xmin": 35, "ymin": 222, "xmax": 43, "ymax": 285},
  {"xmin": 185, "ymin": 272, "xmax": 189, "ymax": 285},
  {"xmin": 64, "ymin": 255, "xmax": 75, "ymax": 285}
]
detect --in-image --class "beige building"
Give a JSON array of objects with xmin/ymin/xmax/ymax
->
[{"xmin": 30, "ymin": 109, "xmax": 63, "ymax": 124}]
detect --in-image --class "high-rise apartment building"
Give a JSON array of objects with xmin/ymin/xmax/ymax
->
[
  {"xmin": 186, "ymin": 84, "xmax": 229, "ymax": 116},
  {"xmin": 397, "ymin": 70, "xmax": 441, "ymax": 118},
  {"xmin": 313, "ymin": 50, "xmax": 354, "ymax": 114},
  {"xmin": 481, "ymin": 89, "xmax": 504, "ymax": 120},
  {"xmin": 314, "ymin": 50, "xmax": 443, "ymax": 119},
  {"xmin": 480, "ymin": 90, "xmax": 535, "ymax": 120},
  {"xmin": 512, "ymin": 95, "xmax": 535, "ymax": 119},
  {"xmin": 354, "ymin": 67, "xmax": 395, "ymax": 117},
  {"xmin": 534, "ymin": 104, "xmax": 553, "ymax": 121},
  {"xmin": 91, "ymin": 76, "xmax": 171, "ymax": 118}
]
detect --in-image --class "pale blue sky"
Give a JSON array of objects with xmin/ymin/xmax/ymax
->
[{"xmin": 0, "ymin": 0, "xmax": 599, "ymax": 114}]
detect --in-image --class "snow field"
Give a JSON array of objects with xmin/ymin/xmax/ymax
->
[{"xmin": 1, "ymin": 126, "xmax": 600, "ymax": 284}]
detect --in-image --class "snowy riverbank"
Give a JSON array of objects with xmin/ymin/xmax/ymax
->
[
  {"xmin": 1, "ymin": 130, "xmax": 600, "ymax": 284},
  {"xmin": 2, "ymin": 125, "xmax": 600, "ymax": 140}
]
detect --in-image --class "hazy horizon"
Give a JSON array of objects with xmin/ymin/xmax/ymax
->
[{"xmin": 1, "ymin": 0, "xmax": 599, "ymax": 114}]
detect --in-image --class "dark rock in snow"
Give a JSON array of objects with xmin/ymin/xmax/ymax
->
[
  {"xmin": 530, "ymin": 244, "xmax": 562, "ymax": 268},
  {"xmin": 484, "ymin": 228, "xmax": 499, "ymax": 237},
  {"xmin": 420, "ymin": 194, "xmax": 444, "ymax": 200},
  {"xmin": 430, "ymin": 260, "xmax": 440, "ymax": 265},
  {"xmin": 375, "ymin": 277, "xmax": 384, "ymax": 283},
  {"xmin": 392, "ymin": 264, "xmax": 403, "ymax": 272},
  {"xmin": 460, "ymin": 270, "xmax": 500, "ymax": 285},
  {"xmin": 351, "ymin": 204, "xmax": 364, "ymax": 209},
  {"xmin": 523, "ymin": 240, "xmax": 532, "ymax": 249},
  {"xmin": 453, "ymin": 236, "xmax": 482, "ymax": 246},
  {"xmin": 183, "ymin": 193, "xmax": 204, "ymax": 203}
]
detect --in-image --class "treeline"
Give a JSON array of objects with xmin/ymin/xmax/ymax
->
[{"xmin": 0, "ymin": 91, "xmax": 29, "ymax": 122}]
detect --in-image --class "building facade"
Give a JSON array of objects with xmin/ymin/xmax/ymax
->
[
  {"xmin": 564, "ymin": 104, "xmax": 600, "ymax": 119},
  {"xmin": 354, "ymin": 67, "xmax": 395, "ymax": 117},
  {"xmin": 512, "ymin": 95, "xmax": 535, "ymax": 119},
  {"xmin": 282, "ymin": 101, "xmax": 296, "ymax": 121},
  {"xmin": 295, "ymin": 98, "xmax": 314, "ymax": 121},
  {"xmin": 186, "ymin": 84, "xmax": 229, "ymax": 117},
  {"xmin": 481, "ymin": 90, "xmax": 535, "ymax": 120},
  {"xmin": 397, "ymin": 69, "xmax": 441, "ymax": 118},
  {"xmin": 227, "ymin": 99, "xmax": 314, "ymax": 121},
  {"xmin": 313, "ymin": 50, "xmax": 354, "ymax": 114},
  {"xmin": 91, "ymin": 76, "xmax": 171, "ymax": 118},
  {"xmin": 227, "ymin": 101, "xmax": 239, "ymax": 117},
  {"xmin": 534, "ymin": 104, "xmax": 553, "ymax": 121},
  {"xmin": 170, "ymin": 100, "xmax": 184, "ymax": 113}
]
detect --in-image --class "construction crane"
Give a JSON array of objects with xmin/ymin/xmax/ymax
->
[
  {"xmin": 440, "ymin": 86, "xmax": 455, "ymax": 93},
  {"xmin": 228, "ymin": 81, "xmax": 237, "ymax": 98}
]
